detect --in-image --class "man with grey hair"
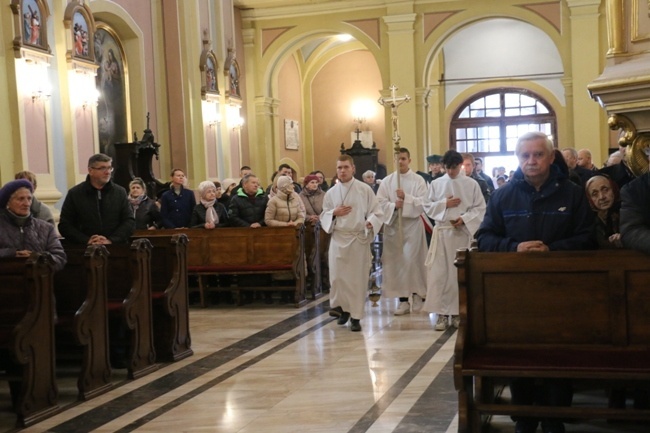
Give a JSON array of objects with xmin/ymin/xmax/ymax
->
[
  {"xmin": 59, "ymin": 153, "xmax": 134, "ymax": 244},
  {"xmin": 561, "ymin": 147, "xmax": 592, "ymax": 185},
  {"xmin": 477, "ymin": 131, "xmax": 595, "ymax": 433},
  {"xmin": 620, "ymin": 146, "xmax": 650, "ymax": 254}
]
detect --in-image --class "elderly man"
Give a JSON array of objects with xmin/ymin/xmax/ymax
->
[
  {"xmin": 59, "ymin": 153, "xmax": 134, "ymax": 245},
  {"xmin": 621, "ymin": 147, "xmax": 650, "ymax": 254},
  {"xmin": 228, "ymin": 173, "xmax": 268, "ymax": 228},
  {"xmin": 321, "ymin": 155, "xmax": 383, "ymax": 332},
  {"xmin": 377, "ymin": 147, "xmax": 428, "ymax": 315},
  {"xmin": 362, "ymin": 170, "xmax": 378, "ymax": 193},
  {"xmin": 477, "ymin": 131, "xmax": 595, "ymax": 433}
]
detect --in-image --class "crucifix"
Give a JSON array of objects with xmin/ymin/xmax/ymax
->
[{"xmin": 378, "ymin": 85, "xmax": 411, "ymax": 241}]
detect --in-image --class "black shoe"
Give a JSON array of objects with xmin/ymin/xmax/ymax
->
[
  {"xmin": 515, "ymin": 419, "xmax": 538, "ymax": 433},
  {"xmin": 350, "ymin": 319, "xmax": 361, "ymax": 332},
  {"xmin": 541, "ymin": 419, "xmax": 564, "ymax": 433},
  {"xmin": 337, "ymin": 312, "xmax": 350, "ymax": 325},
  {"xmin": 329, "ymin": 306, "xmax": 343, "ymax": 317}
]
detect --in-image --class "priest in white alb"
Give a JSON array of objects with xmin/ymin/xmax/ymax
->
[
  {"xmin": 424, "ymin": 150, "xmax": 486, "ymax": 331},
  {"xmin": 376, "ymin": 147, "xmax": 429, "ymax": 316},
  {"xmin": 320, "ymin": 155, "xmax": 383, "ymax": 332}
]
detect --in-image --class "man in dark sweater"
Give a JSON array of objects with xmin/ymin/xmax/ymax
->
[{"xmin": 59, "ymin": 153, "xmax": 134, "ymax": 244}]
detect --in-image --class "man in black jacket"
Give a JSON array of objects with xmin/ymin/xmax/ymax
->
[
  {"xmin": 228, "ymin": 173, "xmax": 268, "ymax": 227},
  {"xmin": 59, "ymin": 153, "xmax": 135, "ymax": 244}
]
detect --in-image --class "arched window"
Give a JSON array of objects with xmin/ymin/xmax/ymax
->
[{"xmin": 450, "ymin": 88, "xmax": 557, "ymax": 158}]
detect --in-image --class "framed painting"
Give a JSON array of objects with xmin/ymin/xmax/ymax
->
[
  {"xmin": 224, "ymin": 47, "xmax": 241, "ymax": 100},
  {"xmin": 64, "ymin": 0, "xmax": 96, "ymax": 64},
  {"xmin": 95, "ymin": 24, "xmax": 128, "ymax": 158},
  {"xmin": 200, "ymin": 39, "xmax": 219, "ymax": 99},
  {"xmin": 10, "ymin": 0, "xmax": 51, "ymax": 54}
]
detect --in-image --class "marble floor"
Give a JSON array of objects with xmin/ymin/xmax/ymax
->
[{"xmin": 0, "ymin": 294, "xmax": 648, "ymax": 433}]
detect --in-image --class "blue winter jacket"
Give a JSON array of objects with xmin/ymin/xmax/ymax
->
[{"xmin": 476, "ymin": 165, "xmax": 596, "ymax": 252}]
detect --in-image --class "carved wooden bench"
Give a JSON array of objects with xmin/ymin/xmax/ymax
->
[
  {"xmin": 130, "ymin": 232, "xmax": 193, "ymax": 361},
  {"xmin": 60, "ymin": 240, "xmax": 157, "ymax": 381},
  {"xmin": 54, "ymin": 244, "xmax": 113, "ymax": 401},
  {"xmin": 0, "ymin": 253, "xmax": 59, "ymax": 427},
  {"xmin": 454, "ymin": 248, "xmax": 650, "ymax": 433},
  {"xmin": 158, "ymin": 226, "xmax": 307, "ymax": 307}
]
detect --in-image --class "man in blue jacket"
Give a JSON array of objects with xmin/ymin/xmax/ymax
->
[{"xmin": 476, "ymin": 131, "xmax": 595, "ymax": 433}]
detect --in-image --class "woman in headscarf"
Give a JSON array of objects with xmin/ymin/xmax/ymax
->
[
  {"xmin": 128, "ymin": 177, "xmax": 161, "ymax": 230},
  {"xmin": 191, "ymin": 181, "xmax": 229, "ymax": 229},
  {"xmin": 0, "ymin": 179, "xmax": 66, "ymax": 271},
  {"xmin": 585, "ymin": 174, "xmax": 622, "ymax": 249}
]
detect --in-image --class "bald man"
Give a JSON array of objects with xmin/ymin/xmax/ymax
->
[{"xmin": 577, "ymin": 149, "xmax": 597, "ymax": 171}]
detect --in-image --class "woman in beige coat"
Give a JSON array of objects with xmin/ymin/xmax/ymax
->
[{"xmin": 264, "ymin": 175, "xmax": 305, "ymax": 226}]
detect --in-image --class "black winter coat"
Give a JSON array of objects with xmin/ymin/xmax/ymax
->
[
  {"xmin": 228, "ymin": 189, "xmax": 268, "ymax": 227},
  {"xmin": 58, "ymin": 176, "xmax": 135, "ymax": 244}
]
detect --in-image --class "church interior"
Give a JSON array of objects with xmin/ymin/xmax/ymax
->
[{"xmin": 2, "ymin": 0, "xmax": 650, "ymax": 432}]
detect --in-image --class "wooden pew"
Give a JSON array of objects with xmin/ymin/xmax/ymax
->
[
  {"xmin": 130, "ymin": 232, "xmax": 193, "ymax": 361},
  {"xmin": 60, "ymin": 240, "xmax": 157, "ymax": 381},
  {"xmin": 159, "ymin": 226, "xmax": 307, "ymax": 307},
  {"xmin": 304, "ymin": 221, "xmax": 326, "ymax": 300},
  {"xmin": 54, "ymin": 245, "xmax": 113, "ymax": 401},
  {"xmin": 0, "ymin": 253, "xmax": 59, "ymax": 427},
  {"xmin": 454, "ymin": 248, "xmax": 650, "ymax": 433}
]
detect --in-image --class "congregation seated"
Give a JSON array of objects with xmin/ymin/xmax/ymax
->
[
  {"xmin": 0, "ymin": 179, "xmax": 66, "ymax": 271},
  {"xmin": 159, "ymin": 168, "xmax": 195, "ymax": 229},
  {"xmin": 191, "ymin": 181, "xmax": 229, "ymax": 228},
  {"xmin": 58, "ymin": 153, "xmax": 135, "ymax": 245},
  {"xmin": 128, "ymin": 177, "xmax": 162, "ymax": 230},
  {"xmin": 14, "ymin": 170, "xmax": 55, "ymax": 226},
  {"xmin": 228, "ymin": 173, "xmax": 268, "ymax": 228},
  {"xmin": 264, "ymin": 176, "xmax": 304, "ymax": 227}
]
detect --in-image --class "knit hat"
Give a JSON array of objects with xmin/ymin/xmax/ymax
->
[
  {"xmin": 276, "ymin": 175, "xmax": 293, "ymax": 191},
  {"xmin": 303, "ymin": 174, "xmax": 319, "ymax": 186},
  {"xmin": 0, "ymin": 179, "xmax": 33, "ymax": 208},
  {"xmin": 426, "ymin": 155, "xmax": 442, "ymax": 164}
]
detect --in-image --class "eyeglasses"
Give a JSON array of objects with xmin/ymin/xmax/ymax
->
[{"xmin": 90, "ymin": 166, "xmax": 114, "ymax": 173}]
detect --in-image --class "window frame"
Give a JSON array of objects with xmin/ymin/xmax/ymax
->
[{"xmin": 449, "ymin": 88, "xmax": 557, "ymax": 158}]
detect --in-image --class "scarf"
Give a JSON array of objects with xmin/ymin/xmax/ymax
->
[
  {"xmin": 128, "ymin": 194, "xmax": 146, "ymax": 211},
  {"xmin": 201, "ymin": 198, "xmax": 219, "ymax": 225}
]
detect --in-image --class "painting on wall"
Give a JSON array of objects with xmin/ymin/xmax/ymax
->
[
  {"xmin": 95, "ymin": 25, "xmax": 128, "ymax": 157},
  {"xmin": 11, "ymin": 0, "xmax": 50, "ymax": 53},
  {"xmin": 224, "ymin": 47, "xmax": 241, "ymax": 100},
  {"xmin": 200, "ymin": 37, "xmax": 219, "ymax": 99},
  {"xmin": 72, "ymin": 11, "xmax": 91, "ymax": 59}
]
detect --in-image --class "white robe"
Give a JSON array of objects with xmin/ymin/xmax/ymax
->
[
  {"xmin": 423, "ymin": 172, "xmax": 486, "ymax": 315},
  {"xmin": 321, "ymin": 179, "xmax": 383, "ymax": 320},
  {"xmin": 376, "ymin": 169, "xmax": 428, "ymax": 299}
]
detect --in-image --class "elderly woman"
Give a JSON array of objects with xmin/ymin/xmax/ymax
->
[
  {"xmin": 585, "ymin": 174, "xmax": 622, "ymax": 249},
  {"xmin": 264, "ymin": 175, "xmax": 305, "ymax": 227},
  {"xmin": 128, "ymin": 177, "xmax": 161, "ymax": 230},
  {"xmin": 190, "ymin": 181, "xmax": 229, "ymax": 229},
  {"xmin": 0, "ymin": 179, "xmax": 66, "ymax": 271}
]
